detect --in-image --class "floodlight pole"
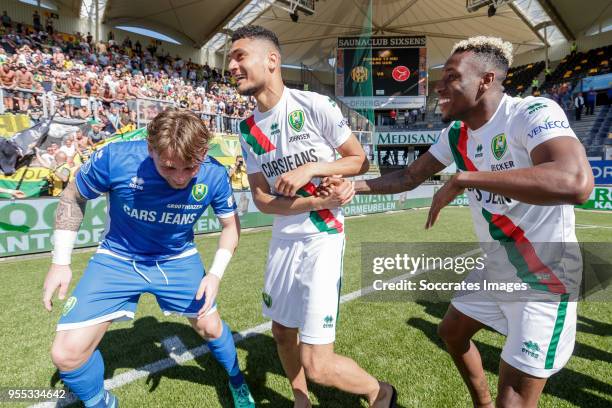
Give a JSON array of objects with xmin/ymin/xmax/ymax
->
[
  {"xmin": 221, "ymin": 36, "xmax": 229, "ymax": 77},
  {"xmin": 534, "ymin": 21, "xmax": 554, "ymax": 71},
  {"xmin": 545, "ymin": 28, "xmax": 548, "ymax": 71},
  {"xmin": 95, "ymin": 0, "xmax": 100, "ymax": 43}
]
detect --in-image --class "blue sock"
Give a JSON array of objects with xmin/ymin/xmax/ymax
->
[
  {"xmin": 59, "ymin": 349, "xmax": 107, "ymax": 407},
  {"xmin": 207, "ymin": 321, "xmax": 244, "ymax": 387}
]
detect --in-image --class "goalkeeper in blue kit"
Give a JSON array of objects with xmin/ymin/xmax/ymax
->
[{"xmin": 42, "ymin": 109, "xmax": 255, "ymax": 407}]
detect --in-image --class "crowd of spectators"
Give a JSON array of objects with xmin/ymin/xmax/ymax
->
[
  {"xmin": 536, "ymin": 82, "xmax": 612, "ymax": 121},
  {"xmin": 28, "ymin": 128, "xmax": 94, "ymax": 196},
  {"xmin": 0, "ymin": 9, "xmax": 261, "ymax": 198},
  {"xmin": 0, "ymin": 10, "xmax": 255, "ymax": 135},
  {"xmin": 537, "ymin": 82, "xmax": 575, "ymax": 110}
]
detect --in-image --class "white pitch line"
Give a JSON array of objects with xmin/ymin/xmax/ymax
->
[
  {"xmin": 29, "ymin": 321, "xmax": 274, "ymax": 408},
  {"xmin": 30, "ymin": 248, "xmax": 481, "ymax": 408},
  {"xmin": 576, "ymin": 224, "xmax": 612, "ymax": 229},
  {"xmin": 162, "ymin": 335, "xmax": 195, "ymax": 363}
]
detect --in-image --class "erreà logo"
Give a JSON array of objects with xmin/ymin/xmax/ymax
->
[
  {"xmin": 475, "ymin": 143, "xmax": 483, "ymax": 158},
  {"xmin": 323, "ymin": 315, "xmax": 334, "ymax": 328},
  {"xmin": 129, "ymin": 176, "xmax": 144, "ymax": 190},
  {"xmin": 262, "ymin": 292, "xmax": 272, "ymax": 308},
  {"xmin": 521, "ymin": 340, "xmax": 541, "ymax": 359},
  {"xmin": 491, "ymin": 133, "xmax": 507, "ymax": 160},
  {"xmin": 191, "ymin": 183, "xmax": 208, "ymax": 201},
  {"xmin": 288, "ymin": 110, "xmax": 305, "ymax": 132},
  {"xmin": 527, "ymin": 102, "xmax": 547, "ymax": 114}
]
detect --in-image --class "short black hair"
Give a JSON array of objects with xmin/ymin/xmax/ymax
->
[{"xmin": 231, "ymin": 25, "xmax": 280, "ymax": 52}]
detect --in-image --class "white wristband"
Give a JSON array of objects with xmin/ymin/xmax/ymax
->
[
  {"xmin": 52, "ymin": 230, "xmax": 78, "ymax": 265},
  {"xmin": 208, "ymin": 248, "xmax": 233, "ymax": 280}
]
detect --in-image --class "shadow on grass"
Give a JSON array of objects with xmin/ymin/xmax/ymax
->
[
  {"xmin": 49, "ymin": 316, "xmax": 394, "ymax": 407},
  {"xmin": 408, "ymin": 301, "xmax": 612, "ymax": 407}
]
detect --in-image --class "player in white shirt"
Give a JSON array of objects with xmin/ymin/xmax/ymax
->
[
  {"xmin": 229, "ymin": 25, "xmax": 397, "ymax": 408},
  {"xmin": 351, "ymin": 37, "xmax": 593, "ymax": 407}
]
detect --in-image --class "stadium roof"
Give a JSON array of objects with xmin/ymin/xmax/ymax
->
[
  {"xmin": 99, "ymin": 0, "xmax": 250, "ymax": 48},
  {"xmin": 248, "ymin": 0, "xmax": 611, "ymax": 71},
  {"xmin": 82, "ymin": 0, "xmax": 611, "ymax": 70}
]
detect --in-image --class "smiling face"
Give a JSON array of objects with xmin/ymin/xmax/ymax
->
[
  {"xmin": 146, "ymin": 108, "xmax": 211, "ymax": 189},
  {"xmin": 149, "ymin": 148, "xmax": 205, "ymax": 189},
  {"xmin": 228, "ymin": 37, "xmax": 279, "ymax": 96},
  {"xmin": 435, "ymin": 51, "xmax": 487, "ymax": 123}
]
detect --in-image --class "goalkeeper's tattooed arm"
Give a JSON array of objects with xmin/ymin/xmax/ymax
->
[
  {"xmin": 55, "ymin": 181, "xmax": 87, "ymax": 231},
  {"xmin": 355, "ymin": 152, "xmax": 446, "ymax": 194}
]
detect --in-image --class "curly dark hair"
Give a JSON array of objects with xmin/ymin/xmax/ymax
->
[
  {"xmin": 231, "ymin": 25, "xmax": 280, "ymax": 52},
  {"xmin": 451, "ymin": 37, "xmax": 512, "ymax": 79}
]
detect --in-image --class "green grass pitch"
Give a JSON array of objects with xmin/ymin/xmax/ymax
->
[{"xmin": 0, "ymin": 207, "xmax": 610, "ymax": 407}]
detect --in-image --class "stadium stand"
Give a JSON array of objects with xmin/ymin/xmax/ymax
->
[
  {"xmin": 578, "ymin": 103, "xmax": 612, "ymax": 157},
  {"xmin": 2, "ymin": 2, "xmax": 612, "ymax": 407},
  {"xmin": 0, "ymin": 21, "xmax": 254, "ymax": 135},
  {"xmin": 398, "ymin": 43, "xmax": 612, "ymax": 159},
  {"xmin": 547, "ymin": 45, "xmax": 611, "ymax": 84},
  {"xmin": 503, "ymin": 61, "xmax": 545, "ymax": 96},
  {"xmin": 0, "ymin": 3, "xmax": 610, "ymax": 196}
]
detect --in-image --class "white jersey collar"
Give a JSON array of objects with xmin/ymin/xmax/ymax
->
[
  {"xmin": 254, "ymin": 86, "xmax": 288, "ymax": 120},
  {"xmin": 469, "ymin": 93, "xmax": 509, "ymax": 137}
]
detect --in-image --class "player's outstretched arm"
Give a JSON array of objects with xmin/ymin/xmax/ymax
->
[
  {"xmin": 274, "ymin": 135, "xmax": 368, "ymax": 197},
  {"xmin": 43, "ymin": 181, "xmax": 88, "ymax": 311},
  {"xmin": 425, "ymin": 137, "xmax": 594, "ymax": 229},
  {"xmin": 196, "ymin": 214, "xmax": 240, "ymax": 318},
  {"xmin": 451, "ymin": 137, "xmax": 593, "ymax": 205},
  {"xmin": 250, "ymin": 172, "xmax": 353, "ymax": 216},
  {"xmin": 355, "ymin": 152, "xmax": 447, "ymax": 195}
]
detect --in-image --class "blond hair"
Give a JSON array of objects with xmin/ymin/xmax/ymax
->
[
  {"xmin": 147, "ymin": 108, "xmax": 210, "ymax": 163},
  {"xmin": 451, "ymin": 36, "xmax": 513, "ymax": 72}
]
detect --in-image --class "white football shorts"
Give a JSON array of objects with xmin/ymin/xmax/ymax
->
[{"xmin": 262, "ymin": 233, "xmax": 345, "ymax": 345}]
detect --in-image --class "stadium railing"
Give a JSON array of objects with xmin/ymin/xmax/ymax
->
[{"xmin": 0, "ymin": 86, "xmax": 249, "ymax": 136}]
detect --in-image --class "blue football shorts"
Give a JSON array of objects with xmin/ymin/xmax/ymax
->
[{"xmin": 57, "ymin": 249, "xmax": 216, "ymax": 331}]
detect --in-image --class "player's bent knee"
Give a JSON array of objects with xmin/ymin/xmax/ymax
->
[
  {"xmin": 193, "ymin": 315, "xmax": 223, "ymax": 340},
  {"xmin": 301, "ymin": 347, "xmax": 335, "ymax": 385},
  {"xmin": 302, "ymin": 357, "xmax": 330, "ymax": 385},
  {"xmin": 437, "ymin": 316, "xmax": 472, "ymax": 345},
  {"xmin": 437, "ymin": 319, "xmax": 459, "ymax": 343},
  {"xmin": 50, "ymin": 339, "xmax": 92, "ymax": 371}
]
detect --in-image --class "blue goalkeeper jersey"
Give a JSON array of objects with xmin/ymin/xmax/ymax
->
[{"xmin": 75, "ymin": 140, "xmax": 236, "ymax": 260}]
